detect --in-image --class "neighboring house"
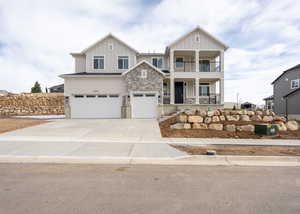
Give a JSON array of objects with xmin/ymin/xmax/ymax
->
[
  {"xmin": 60, "ymin": 26, "xmax": 228, "ymax": 119},
  {"xmin": 263, "ymin": 95, "xmax": 274, "ymax": 110},
  {"xmin": 272, "ymin": 64, "xmax": 300, "ymax": 120},
  {"xmin": 241, "ymin": 102, "xmax": 256, "ymax": 110},
  {"xmin": 0, "ymin": 90, "xmax": 9, "ymax": 94},
  {"xmin": 49, "ymin": 84, "xmax": 64, "ymax": 93}
]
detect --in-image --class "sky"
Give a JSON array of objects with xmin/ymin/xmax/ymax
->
[{"xmin": 0, "ymin": 0, "xmax": 300, "ymax": 104}]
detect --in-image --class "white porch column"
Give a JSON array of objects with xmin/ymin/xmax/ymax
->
[
  {"xmin": 219, "ymin": 78, "xmax": 224, "ymax": 104},
  {"xmin": 195, "ymin": 50, "xmax": 199, "ymax": 72},
  {"xmin": 195, "ymin": 78, "xmax": 199, "ymax": 104},
  {"xmin": 170, "ymin": 49, "xmax": 175, "ymax": 104},
  {"xmin": 220, "ymin": 50, "xmax": 224, "ymax": 73}
]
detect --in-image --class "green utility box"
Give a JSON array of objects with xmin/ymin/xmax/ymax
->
[{"xmin": 255, "ymin": 124, "xmax": 278, "ymax": 136}]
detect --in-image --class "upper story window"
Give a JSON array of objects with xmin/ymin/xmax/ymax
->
[
  {"xmin": 195, "ymin": 34, "xmax": 201, "ymax": 43},
  {"xmin": 108, "ymin": 43, "xmax": 113, "ymax": 50},
  {"xmin": 152, "ymin": 57, "xmax": 163, "ymax": 68},
  {"xmin": 199, "ymin": 83, "xmax": 210, "ymax": 96},
  {"xmin": 199, "ymin": 60, "xmax": 210, "ymax": 72},
  {"xmin": 118, "ymin": 56, "xmax": 129, "ymax": 69},
  {"xmin": 291, "ymin": 79, "xmax": 299, "ymax": 89},
  {"xmin": 141, "ymin": 69, "xmax": 147, "ymax": 79},
  {"xmin": 93, "ymin": 56, "xmax": 104, "ymax": 69},
  {"xmin": 175, "ymin": 57, "xmax": 184, "ymax": 68}
]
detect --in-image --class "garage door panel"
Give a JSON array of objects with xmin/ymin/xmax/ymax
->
[
  {"xmin": 132, "ymin": 93, "xmax": 157, "ymax": 119},
  {"xmin": 71, "ymin": 95, "xmax": 121, "ymax": 119}
]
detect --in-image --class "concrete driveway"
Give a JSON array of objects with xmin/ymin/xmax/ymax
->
[{"xmin": 0, "ymin": 119, "xmax": 163, "ymax": 143}]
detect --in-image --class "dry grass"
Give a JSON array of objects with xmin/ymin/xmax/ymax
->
[{"xmin": 0, "ymin": 118, "xmax": 48, "ymax": 134}]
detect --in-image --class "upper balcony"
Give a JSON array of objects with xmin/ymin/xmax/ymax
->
[{"xmin": 169, "ymin": 49, "xmax": 224, "ymax": 78}]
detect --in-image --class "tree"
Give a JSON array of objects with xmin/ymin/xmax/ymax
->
[{"xmin": 31, "ymin": 81, "xmax": 42, "ymax": 93}]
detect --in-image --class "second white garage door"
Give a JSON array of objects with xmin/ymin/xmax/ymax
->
[
  {"xmin": 70, "ymin": 94, "xmax": 122, "ymax": 119},
  {"xmin": 131, "ymin": 92, "xmax": 158, "ymax": 119}
]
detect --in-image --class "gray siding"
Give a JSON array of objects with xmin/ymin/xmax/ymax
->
[
  {"xmin": 273, "ymin": 68, "xmax": 300, "ymax": 115},
  {"xmin": 85, "ymin": 36, "xmax": 136, "ymax": 73},
  {"xmin": 286, "ymin": 90, "xmax": 300, "ymax": 114}
]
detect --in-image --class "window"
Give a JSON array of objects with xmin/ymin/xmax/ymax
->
[
  {"xmin": 152, "ymin": 57, "xmax": 163, "ymax": 68},
  {"xmin": 199, "ymin": 83, "xmax": 210, "ymax": 96},
  {"xmin": 199, "ymin": 60, "xmax": 210, "ymax": 72},
  {"xmin": 195, "ymin": 34, "xmax": 200, "ymax": 43},
  {"xmin": 108, "ymin": 43, "xmax": 113, "ymax": 50},
  {"xmin": 141, "ymin": 69, "xmax": 147, "ymax": 79},
  {"xmin": 86, "ymin": 95, "xmax": 96, "ymax": 98},
  {"xmin": 118, "ymin": 56, "xmax": 129, "ymax": 69},
  {"xmin": 74, "ymin": 95, "xmax": 84, "ymax": 98},
  {"xmin": 93, "ymin": 56, "xmax": 104, "ymax": 69},
  {"xmin": 175, "ymin": 57, "xmax": 184, "ymax": 68},
  {"xmin": 109, "ymin": 94, "xmax": 119, "ymax": 98},
  {"xmin": 291, "ymin": 79, "xmax": 299, "ymax": 89}
]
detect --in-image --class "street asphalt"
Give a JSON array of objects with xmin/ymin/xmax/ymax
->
[{"xmin": 0, "ymin": 163, "xmax": 299, "ymax": 214}]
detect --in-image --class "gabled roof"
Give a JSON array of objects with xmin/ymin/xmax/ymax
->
[
  {"xmin": 263, "ymin": 95, "xmax": 274, "ymax": 100},
  {"xmin": 122, "ymin": 60, "xmax": 166, "ymax": 76},
  {"xmin": 80, "ymin": 33, "xmax": 139, "ymax": 54},
  {"xmin": 49, "ymin": 84, "xmax": 64, "ymax": 90},
  {"xmin": 167, "ymin": 26, "xmax": 229, "ymax": 51},
  {"xmin": 272, "ymin": 64, "xmax": 300, "ymax": 84},
  {"xmin": 283, "ymin": 88, "xmax": 300, "ymax": 98}
]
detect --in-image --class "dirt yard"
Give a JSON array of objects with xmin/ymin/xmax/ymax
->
[
  {"xmin": 172, "ymin": 145, "xmax": 300, "ymax": 156},
  {"xmin": 0, "ymin": 118, "xmax": 48, "ymax": 134},
  {"xmin": 160, "ymin": 117, "xmax": 300, "ymax": 139}
]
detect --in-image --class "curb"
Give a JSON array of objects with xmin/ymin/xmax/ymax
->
[{"xmin": 0, "ymin": 155, "xmax": 299, "ymax": 166}]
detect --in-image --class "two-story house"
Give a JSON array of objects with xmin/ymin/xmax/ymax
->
[
  {"xmin": 60, "ymin": 26, "xmax": 229, "ymax": 119},
  {"xmin": 271, "ymin": 64, "xmax": 300, "ymax": 120}
]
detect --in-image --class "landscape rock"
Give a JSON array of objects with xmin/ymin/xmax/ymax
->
[
  {"xmin": 274, "ymin": 122, "xmax": 287, "ymax": 131},
  {"xmin": 262, "ymin": 116, "xmax": 273, "ymax": 122},
  {"xmin": 192, "ymin": 123, "xmax": 208, "ymax": 129},
  {"xmin": 211, "ymin": 116, "xmax": 220, "ymax": 122},
  {"xmin": 185, "ymin": 109, "xmax": 196, "ymax": 115},
  {"xmin": 177, "ymin": 114, "xmax": 188, "ymax": 123},
  {"xmin": 188, "ymin": 115, "xmax": 203, "ymax": 123},
  {"xmin": 237, "ymin": 125, "xmax": 255, "ymax": 132},
  {"xmin": 247, "ymin": 111, "xmax": 255, "ymax": 116},
  {"xmin": 208, "ymin": 123, "xmax": 223, "ymax": 131},
  {"xmin": 273, "ymin": 116, "xmax": 286, "ymax": 122},
  {"xmin": 240, "ymin": 115, "xmax": 250, "ymax": 121},
  {"xmin": 225, "ymin": 124, "xmax": 236, "ymax": 132},
  {"xmin": 198, "ymin": 110, "xmax": 207, "ymax": 117},
  {"xmin": 256, "ymin": 111, "xmax": 263, "ymax": 116},
  {"xmin": 251, "ymin": 115, "xmax": 262, "ymax": 121},
  {"xmin": 183, "ymin": 123, "xmax": 191, "ymax": 129},
  {"xmin": 204, "ymin": 117, "xmax": 212, "ymax": 124},
  {"xmin": 219, "ymin": 115, "xmax": 226, "ymax": 121},
  {"xmin": 207, "ymin": 111, "xmax": 214, "ymax": 117},
  {"xmin": 214, "ymin": 110, "xmax": 221, "ymax": 116},
  {"xmin": 170, "ymin": 123, "xmax": 184, "ymax": 129},
  {"xmin": 286, "ymin": 121, "xmax": 299, "ymax": 131},
  {"xmin": 226, "ymin": 115, "xmax": 240, "ymax": 121}
]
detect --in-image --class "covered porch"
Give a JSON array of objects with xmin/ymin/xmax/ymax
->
[{"xmin": 163, "ymin": 78, "xmax": 224, "ymax": 105}]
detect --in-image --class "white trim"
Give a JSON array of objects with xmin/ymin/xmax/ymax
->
[
  {"xmin": 291, "ymin": 79, "xmax": 300, "ymax": 89},
  {"xmin": 93, "ymin": 55, "xmax": 105, "ymax": 70},
  {"xmin": 81, "ymin": 33, "xmax": 139, "ymax": 54},
  {"xmin": 117, "ymin": 55, "xmax": 129, "ymax": 70},
  {"xmin": 59, "ymin": 74, "xmax": 123, "ymax": 79},
  {"xmin": 167, "ymin": 26, "xmax": 229, "ymax": 50},
  {"xmin": 151, "ymin": 56, "xmax": 163, "ymax": 69},
  {"xmin": 122, "ymin": 60, "xmax": 166, "ymax": 76},
  {"xmin": 130, "ymin": 91, "xmax": 159, "ymax": 118}
]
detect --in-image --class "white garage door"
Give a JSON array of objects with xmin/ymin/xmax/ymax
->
[
  {"xmin": 70, "ymin": 94, "xmax": 122, "ymax": 119},
  {"xmin": 131, "ymin": 92, "xmax": 158, "ymax": 119}
]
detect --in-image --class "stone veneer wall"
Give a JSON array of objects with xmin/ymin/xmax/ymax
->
[
  {"xmin": 0, "ymin": 93, "xmax": 64, "ymax": 116},
  {"xmin": 124, "ymin": 63, "xmax": 164, "ymax": 103}
]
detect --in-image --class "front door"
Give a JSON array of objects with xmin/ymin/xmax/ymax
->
[{"xmin": 175, "ymin": 82, "xmax": 184, "ymax": 104}]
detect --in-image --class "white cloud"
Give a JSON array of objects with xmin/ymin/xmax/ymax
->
[{"xmin": 0, "ymin": 0, "xmax": 300, "ymax": 105}]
